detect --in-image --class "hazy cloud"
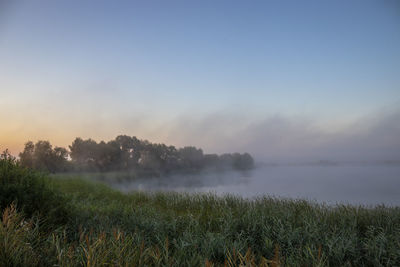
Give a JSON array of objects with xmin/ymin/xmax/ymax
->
[
  {"xmin": 2, "ymin": 93, "xmax": 399, "ymax": 163},
  {"xmin": 157, "ymin": 109, "xmax": 400, "ymax": 163}
]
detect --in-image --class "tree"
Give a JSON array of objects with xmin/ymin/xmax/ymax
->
[
  {"xmin": 115, "ymin": 135, "xmax": 142, "ymax": 169},
  {"xmin": 232, "ymin": 153, "xmax": 254, "ymax": 170},
  {"xmin": 19, "ymin": 141, "xmax": 34, "ymax": 169},
  {"xmin": 218, "ymin": 153, "xmax": 233, "ymax": 170},
  {"xmin": 203, "ymin": 154, "xmax": 219, "ymax": 170},
  {"xmin": 33, "ymin": 141, "xmax": 55, "ymax": 171},
  {"xmin": 178, "ymin": 146, "xmax": 204, "ymax": 170},
  {"xmin": 53, "ymin": 146, "xmax": 69, "ymax": 171},
  {"xmin": 19, "ymin": 135, "xmax": 255, "ymax": 173},
  {"xmin": 69, "ymin": 138, "xmax": 98, "ymax": 171},
  {"xmin": 94, "ymin": 140, "xmax": 122, "ymax": 171},
  {"xmin": 19, "ymin": 141, "xmax": 69, "ymax": 173}
]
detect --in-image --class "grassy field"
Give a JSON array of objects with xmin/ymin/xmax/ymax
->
[{"xmin": 1, "ymin": 155, "xmax": 400, "ymax": 266}]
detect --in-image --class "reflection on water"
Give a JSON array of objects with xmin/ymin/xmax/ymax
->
[{"xmin": 110, "ymin": 165, "xmax": 400, "ymax": 206}]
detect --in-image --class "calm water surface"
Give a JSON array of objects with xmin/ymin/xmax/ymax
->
[{"xmin": 111, "ymin": 165, "xmax": 400, "ymax": 206}]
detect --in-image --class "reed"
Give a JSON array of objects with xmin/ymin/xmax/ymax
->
[{"xmin": 1, "ymin": 156, "xmax": 399, "ymax": 266}]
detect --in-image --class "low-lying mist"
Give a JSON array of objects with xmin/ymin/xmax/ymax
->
[
  {"xmin": 82, "ymin": 163, "xmax": 400, "ymax": 206},
  {"xmin": 107, "ymin": 169, "xmax": 252, "ymax": 193}
]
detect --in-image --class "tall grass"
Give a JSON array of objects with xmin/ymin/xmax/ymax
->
[
  {"xmin": 0, "ymin": 204, "xmax": 39, "ymax": 266},
  {"xmin": 50, "ymin": 177, "xmax": 400, "ymax": 266},
  {"xmin": 1, "ymin": 155, "xmax": 399, "ymax": 266}
]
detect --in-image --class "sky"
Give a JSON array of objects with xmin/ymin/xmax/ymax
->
[{"xmin": 1, "ymin": 0, "xmax": 399, "ymax": 162}]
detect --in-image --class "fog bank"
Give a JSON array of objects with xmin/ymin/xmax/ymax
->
[
  {"xmin": 95, "ymin": 164, "xmax": 400, "ymax": 206},
  {"xmin": 1, "ymin": 108, "xmax": 399, "ymax": 164},
  {"xmin": 158, "ymin": 109, "xmax": 400, "ymax": 163}
]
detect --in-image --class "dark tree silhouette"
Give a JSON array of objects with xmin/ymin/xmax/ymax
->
[
  {"xmin": 69, "ymin": 138, "xmax": 98, "ymax": 171},
  {"xmin": 178, "ymin": 146, "xmax": 204, "ymax": 170},
  {"xmin": 19, "ymin": 141, "xmax": 34, "ymax": 169},
  {"xmin": 20, "ymin": 136, "xmax": 255, "ymax": 173},
  {"xmin": 19, "ymin": 141, "xmax": 69, "ymax": 172}
]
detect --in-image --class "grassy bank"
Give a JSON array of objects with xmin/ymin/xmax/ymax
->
[{"xmin": 1, "ymin": 156, "xmax": 400, "ymax": 266}]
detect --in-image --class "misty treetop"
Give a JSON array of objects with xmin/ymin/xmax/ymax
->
[
  {"xmin": 19, "ymin": 141, "xmax": 70, "ymax": 173},
  {"xmin": 19, "ymin": 135, "xmax": 254, "ymax": 173}
]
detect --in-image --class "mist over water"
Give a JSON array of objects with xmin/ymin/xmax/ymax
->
[{"xmin": 109, "ymin": 164, "xmax": 400, "ymax": 206}]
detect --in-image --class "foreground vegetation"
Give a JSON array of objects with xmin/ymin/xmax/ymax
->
[{"xmin": 1, "ymin": 153, "xmax": 400, "ymax": 266}]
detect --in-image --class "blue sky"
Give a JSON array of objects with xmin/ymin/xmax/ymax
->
[{"xmin": 1, "ymin": 0, "xmax": 399, "ymax": 161}]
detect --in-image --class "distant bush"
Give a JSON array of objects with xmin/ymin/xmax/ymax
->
[{"xmin": 0, "ymin": 151, "xmax": 71, "ymax": 229}]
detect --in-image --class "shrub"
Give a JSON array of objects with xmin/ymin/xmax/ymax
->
[{"xmin": 0, "ymin": 151, "xmax": 71, "ymax": 229}]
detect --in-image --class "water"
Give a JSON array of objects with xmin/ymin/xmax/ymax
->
[{"xmin": 111, "ymin": 164, "xmax": 400, "ymax": 206}]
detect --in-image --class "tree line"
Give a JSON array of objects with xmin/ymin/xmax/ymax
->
[{"xmin": 19, "ymin": 135, "xmax": 254, "ymax": 173}]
